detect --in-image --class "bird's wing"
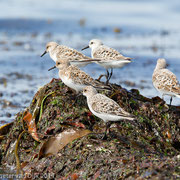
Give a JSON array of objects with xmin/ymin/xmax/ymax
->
[
  {"xmin": 91, "ymin": 94, "xmax": 132, "ymax": 117},
  {"xmin": 68, "ymin": 65, "xmax": 93, "ymax": 84},
  {"xmin": 68, "ymin": 66, "xmax": 110, "ymax": 90},
  {"xmin": 153, "ymin": 69, "xmax": 180, "ymax": 94},
  {"xmin": 56, "ymin": 45, "xmax": 91, "ymax": 60},
  {"xmin": 93, "ymin": 45, "xmax": 131, "ymax": 61}
]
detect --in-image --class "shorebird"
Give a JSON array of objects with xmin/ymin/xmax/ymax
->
[
  {"xmin": 152, "ymin": 58, "xmax": 180, "ymax": 105},
  {"xmin": 83, "ymin": 86, "xmax": 135, "ymax": 139},
  {"xmin": 41, "ymin": 41, "xmax": 97, "ymax": 67},
  {"xmin": 82, "ymin": 39, "xmax": 132, "ymax": 84},
  {"xmin": 48, "ymin": 59, "xmax": 111, "ymax": 93}
]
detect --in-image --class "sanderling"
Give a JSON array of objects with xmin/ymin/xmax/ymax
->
[
  {"xmin": 82, "ymin": 39, "xmax": 132, "ymax": 84},
  {"xmin": 41, "ymin": 41, "xmax": 97, "ymax": 67},
  {"xmin": 152, "ymin": 58, "xmax": 180, "ymax": 105},
  {"xmin": 83, "ymin": 86, "xmax": 135, "ymax": 139},
  {"xmin": 48, "ymin": 59, "xmax": 111, "ymax": 93}
]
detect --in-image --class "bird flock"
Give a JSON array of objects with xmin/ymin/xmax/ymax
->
[{"xmin": 41, "ymin": 39, "xmax": 180, "ymax": 138}]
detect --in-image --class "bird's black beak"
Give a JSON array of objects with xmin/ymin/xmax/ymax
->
[
  {"xmin": 48, "ymin": 65, "xmax": 56, "ymax": 71},
  {"xmin": 81, "ymin": 45, "xmax": 89, "ymax": 51},
  {"xmin": 41, "ymin": 51, "xmax": 47, "ymax": 57}
]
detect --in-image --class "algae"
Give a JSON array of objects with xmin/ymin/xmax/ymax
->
[{"xmin": 0, "ymin": 79, "xmax": 180, "ymax": 179}]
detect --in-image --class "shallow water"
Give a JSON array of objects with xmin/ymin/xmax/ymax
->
[{"xmin": 0, "ymin": 0, "xmax": 180, "ymax": 125}]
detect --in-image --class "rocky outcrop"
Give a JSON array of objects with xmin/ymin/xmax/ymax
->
[{"xmin": 0, "ymin": 79, "xmax": 180, "ymax": 179}]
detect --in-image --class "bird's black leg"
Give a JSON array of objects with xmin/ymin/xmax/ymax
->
[
  {"xmin": 102, "ymin": 122, "xmax": 112, "ymax": 140},
  {"xmin": 169, "ymin": 97, "xmax": 173, "ymax": 106},
  {"xmin": 105, "ymin": 69, "xmax": 110, "ymax": 84},
  {"xmin": 108, "ymin": 68, "xmax": 113, "ymax": 81},
  {"xmin": 106, "ymin": 69, "xmax": 110, "ymax": 80}
]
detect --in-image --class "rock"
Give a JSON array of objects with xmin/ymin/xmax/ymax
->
[{"xmin": 0, "ymin": 79, "xmax": 179, "ymax": 179}]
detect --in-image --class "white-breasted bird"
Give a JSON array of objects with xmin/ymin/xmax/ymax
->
[
  {"xmin": 41, "ymin": 41, "xmax": 98, "ymax": 67},
  {"xmin": 83, "ymin": 86, "xmax": 135, "ymax": 138},
  {"xmin": 82, "ymin": 39, "xmax": 132, "ymax": 84},
  {"xmin": 152, "ymin": 58, "xmax": 180, "ymax": 105},
  {"xmin": 48, "ymin": 59, "xmax": 111, "ymax": 93}
]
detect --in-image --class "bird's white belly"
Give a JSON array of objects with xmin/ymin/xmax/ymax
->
[
  {"xmin": 60, "ymin": 75, "xmax": 85, "ymax": 93},
  {"xmin": 96, "ymin": 60, "xmax": 130, "ymax": 69},
  {"xmin": 49, "ymin": 52, "xmax": 57, "ymax": 62},
  {"xmin": 157, "ymin": 89, "xmax": 176, "ymax": 97},
  {"xmin": 88, "ymin": 105, "xmax": 123, "ymax": 123},
  {"xmin": 153, "ymin": 82, "xmax": 176, "ymax": 97}
]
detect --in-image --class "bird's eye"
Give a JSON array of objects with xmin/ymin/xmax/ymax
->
[
  {"xmin": 90, "ymin": 42, "xmax": 93, "ymax": 44},
  {"xmin": 84, "ymin": 89, "xmax": 87, "ymax": 92},
  {"xmin": 57, "ymin": 62, "xmax": 60, "ymax": 65}
]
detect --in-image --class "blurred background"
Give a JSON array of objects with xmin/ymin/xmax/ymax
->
[{"xmin": 0, "ymin": 0, "xmax": 180, "ymax": 125}]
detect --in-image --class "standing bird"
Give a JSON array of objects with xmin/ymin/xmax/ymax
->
[
  {"xmin": 82, "ymin": 39, "xmax": 132, "ymax": 84},
  {"xmin": 41, "ymin": 41, "xmax": 98, "ymax": 67},
  {"xmin": 152, "ymin": 58, "xmax": 180, "ymax": 105},
  {"xmin": 48, "ymin": 59, "xmax": 111, "ymax": 93},
  {"xmin": 83, "ymin": 86, "xmax": 135, "ymax": 139}
]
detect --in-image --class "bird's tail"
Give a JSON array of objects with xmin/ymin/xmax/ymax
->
[
  {"xmin": 93, "ymin": 81, "xmax": 112, "ymax": 91},
  {"xmin": 71, "ymin": 58, "xmax": 101, "ymax": 63},
  {"xmin": 121, "ymin": 111, "xmax": 136, "ymax": 121},
  {"xmin": 124, "ymin": 57, "xmax": 132, "ymax": 61},
  {"xmin": 125, "ymin": 116, "xmax": 136, "ymax": 121}
]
